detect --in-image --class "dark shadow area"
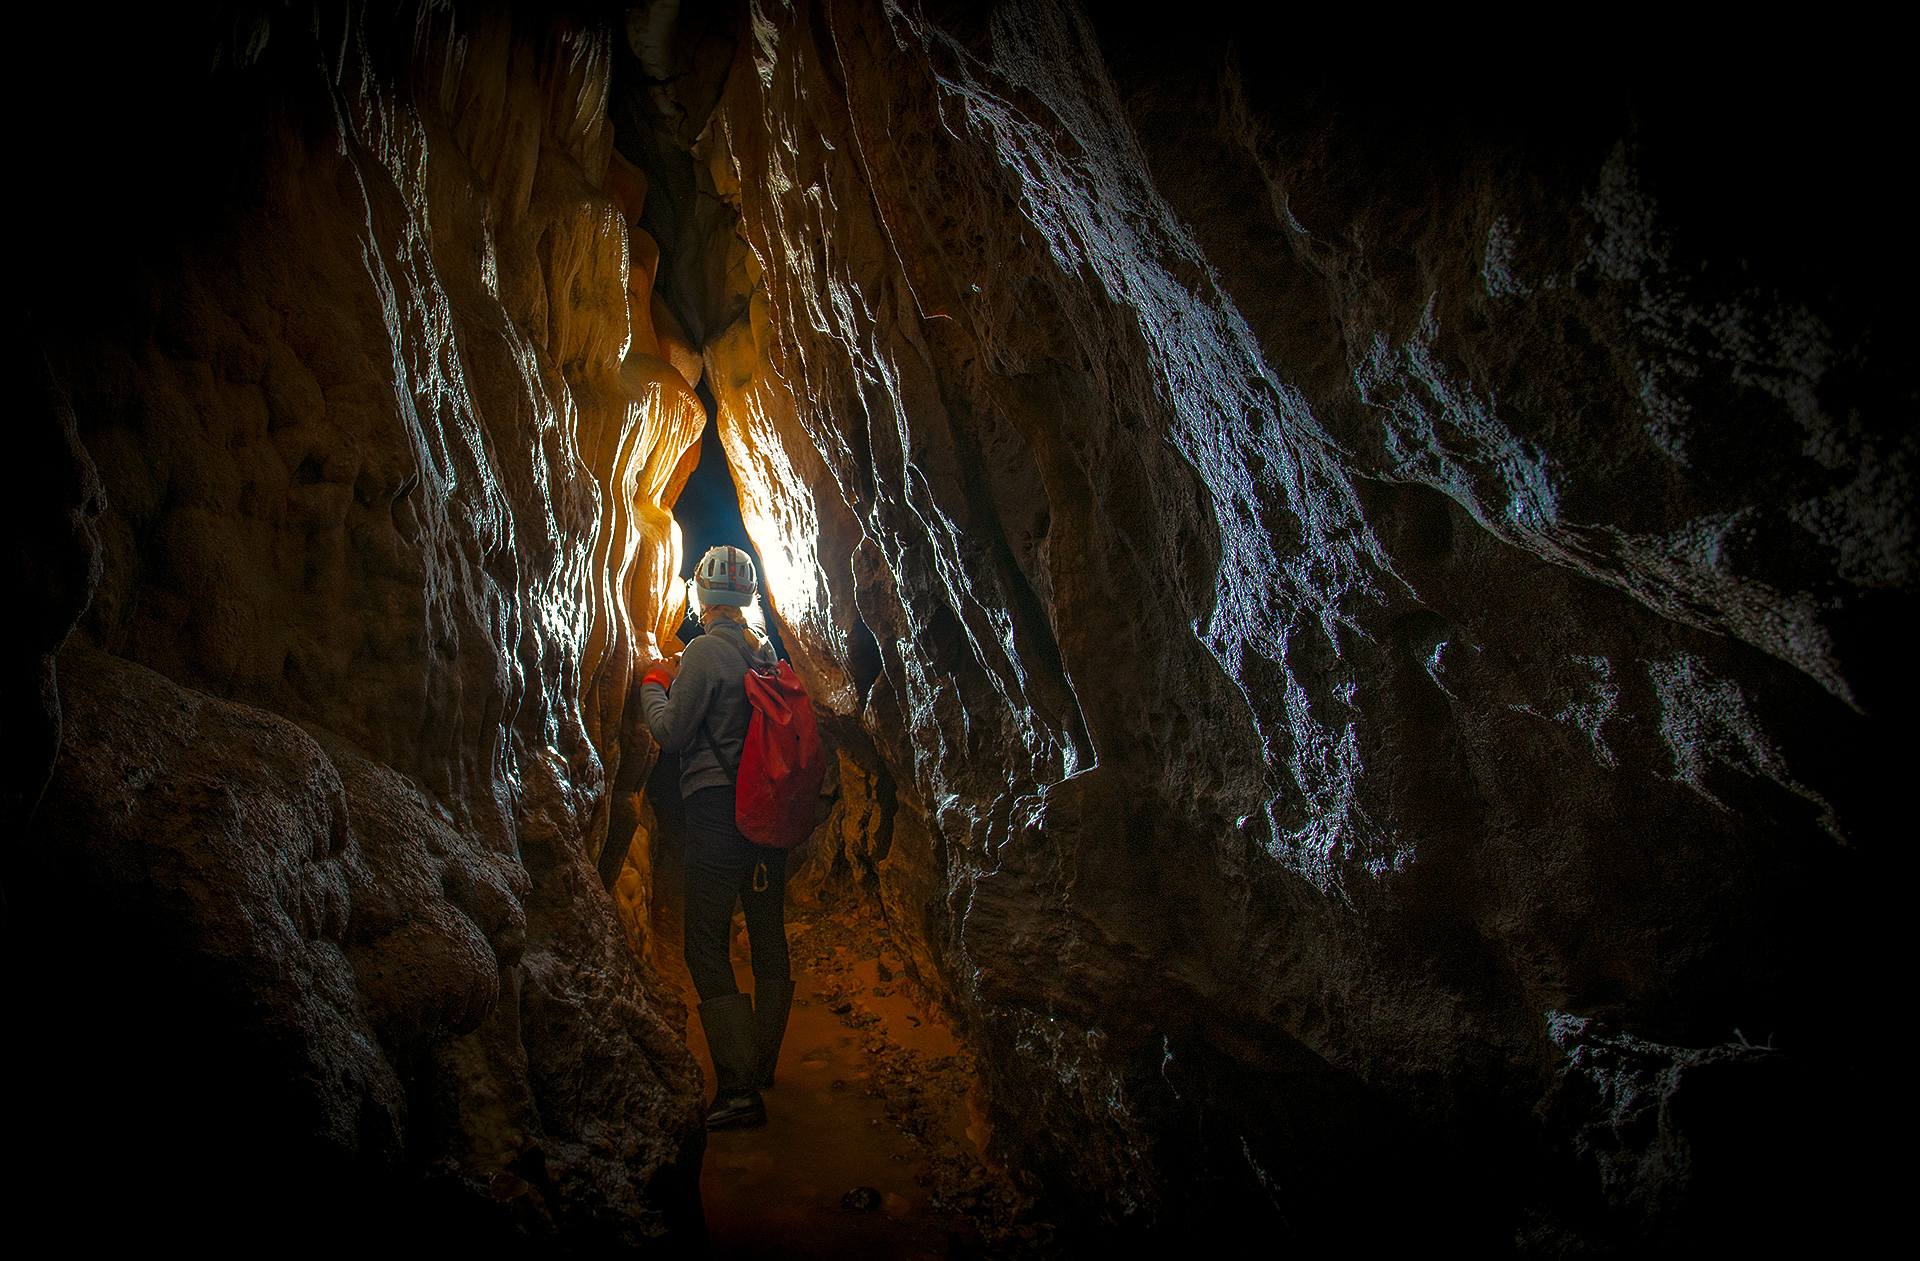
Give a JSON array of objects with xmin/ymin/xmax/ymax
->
[
  {"xmin": 848, "ymin": 615, "xmax": 883, "ymax": 704},
  {"xmin": 607, "ymin": 0, "xmax": 746, "ymax": 349}
]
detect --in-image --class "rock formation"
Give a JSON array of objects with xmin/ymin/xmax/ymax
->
[
  {"xmin": 656, "ymin": 1, "xmax": 1902, "ymax": 1250},
  {"xmin": 13, "ymin": 3, "xmax": 708, "ymax": 1245},
  {"xmin": 9, "ymin": 0, "xmax": 1902, "ymax": 1252}
]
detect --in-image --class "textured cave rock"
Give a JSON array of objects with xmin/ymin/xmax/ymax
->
[
  {"xmin": 664, "ymin": 0, "xmax": 1901, "ymax": 1249},
  {"xmin": 9, "ymin": 0, "xmax": 1904, "ymax": 1252},
  {"xmin": 13, "ymin": 3, "xmax": 704, "ymax": 1245},
  {"xmin": 1531, "ymin": 1012, "xmax": 1824, "ymax": 1249}
]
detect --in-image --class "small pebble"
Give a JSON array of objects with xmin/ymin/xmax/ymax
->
[{"xmin": 843, "ymin": 1186, "xmax": 881, "ymax": 1212}]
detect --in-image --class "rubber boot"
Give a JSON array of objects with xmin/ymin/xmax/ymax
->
[
  {"xmin": 695, "ymin": 993, "xmax": 766, "ymax": 1129},
  {"xmin": 753, "ymin": 978, "xmax": 796, "ymax": 1090}
]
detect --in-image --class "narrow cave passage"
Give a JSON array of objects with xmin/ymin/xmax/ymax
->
[
  {"xmin": 12, "ymin": 3, "xmax": 1898, "ymax": 1253},
  {"xmin": 673, "ymin": 380, "xmax": 788, "ymax": 664},
  {"xmin": 642, "ymin": 384, "xmax": 1035, "ymax": 1256}
]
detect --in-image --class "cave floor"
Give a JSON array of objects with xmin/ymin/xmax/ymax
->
[{"xmin": 651, "ymin": 887, "xmax": 1048, "ymax": 1258}]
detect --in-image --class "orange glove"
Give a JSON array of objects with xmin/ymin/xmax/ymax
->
[{"xmin": 641, "ymin": 668, "xmax": 673, "ymax": 691}]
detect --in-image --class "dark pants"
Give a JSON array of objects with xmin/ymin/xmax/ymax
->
[{"xmin": 682, "ymin": 785, "xmax": 790, "ymax": 1001}]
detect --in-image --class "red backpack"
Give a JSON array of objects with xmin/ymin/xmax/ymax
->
[{"xmin": 701, "ymin": 648, "xmax": 827, "ymax": 848}]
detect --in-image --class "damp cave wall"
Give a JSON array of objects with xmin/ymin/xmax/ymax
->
[{"xmin": 6, "ymin": 0, "xmax": 1909, "ymax": 1252}]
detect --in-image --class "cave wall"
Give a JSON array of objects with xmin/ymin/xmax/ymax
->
[
  {"xmin": 11, "ymin": 4, "xmax": 711, "ymax": 1244},
  {"xmin": 7, "ymin": 0, "xmax": 1904, "ymax": 1251},
  {"xmin": 673, "ymin": 0, "xmax": 1902, "ymax": 1248}
]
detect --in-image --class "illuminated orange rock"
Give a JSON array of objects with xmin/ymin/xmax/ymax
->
[
  {"xmin": 651, "ymin": 290, "xmax": 704, "ymax": 391},
  {"xmin": 610, "ymin": 790, "xmax": 658, "ymax": 961},
  {"xmin": 627, "ymin": 238, "xmax": 662, "ymax": 358},
  {"xmin": 618, "ymin": 353, "xmax": 705, "ymax": 650},
  {"xmin": 703, "ymin": 288, "xmax": 863, "ymax": 723},
  {"xmin": 18, "ymin": 3, "xmax": 704, "ymax": 1242},
  {"xmin": 606, "ymin": 148, "xmax": 648, "ymax": 223}
]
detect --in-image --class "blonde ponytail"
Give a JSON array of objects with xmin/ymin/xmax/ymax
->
[{"xmin": 700, "ymin": 600, "xmax": 762, "ymax": 649}]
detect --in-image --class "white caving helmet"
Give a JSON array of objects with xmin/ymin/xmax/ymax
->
[{"xmin": 694, "ymin": 544, "xmax": 757, "ymax": 607}]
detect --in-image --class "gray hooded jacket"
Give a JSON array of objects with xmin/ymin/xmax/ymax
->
[{"xmin": 641, "ymin": 617, "xmax": 779, "ymax": 799}]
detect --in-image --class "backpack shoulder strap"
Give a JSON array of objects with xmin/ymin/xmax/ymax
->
[
  {"xmin": 696, "ymin": 629, "xmax": 756, "ymax": 782},
  {"xmin": 699, "ymin": 716, "xmax": 738, "ymax": 783}
]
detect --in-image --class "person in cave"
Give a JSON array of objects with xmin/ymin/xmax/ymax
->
[{"xmin": 640, "ymin": 545, "xmax": 792, "ymax": 1130}]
